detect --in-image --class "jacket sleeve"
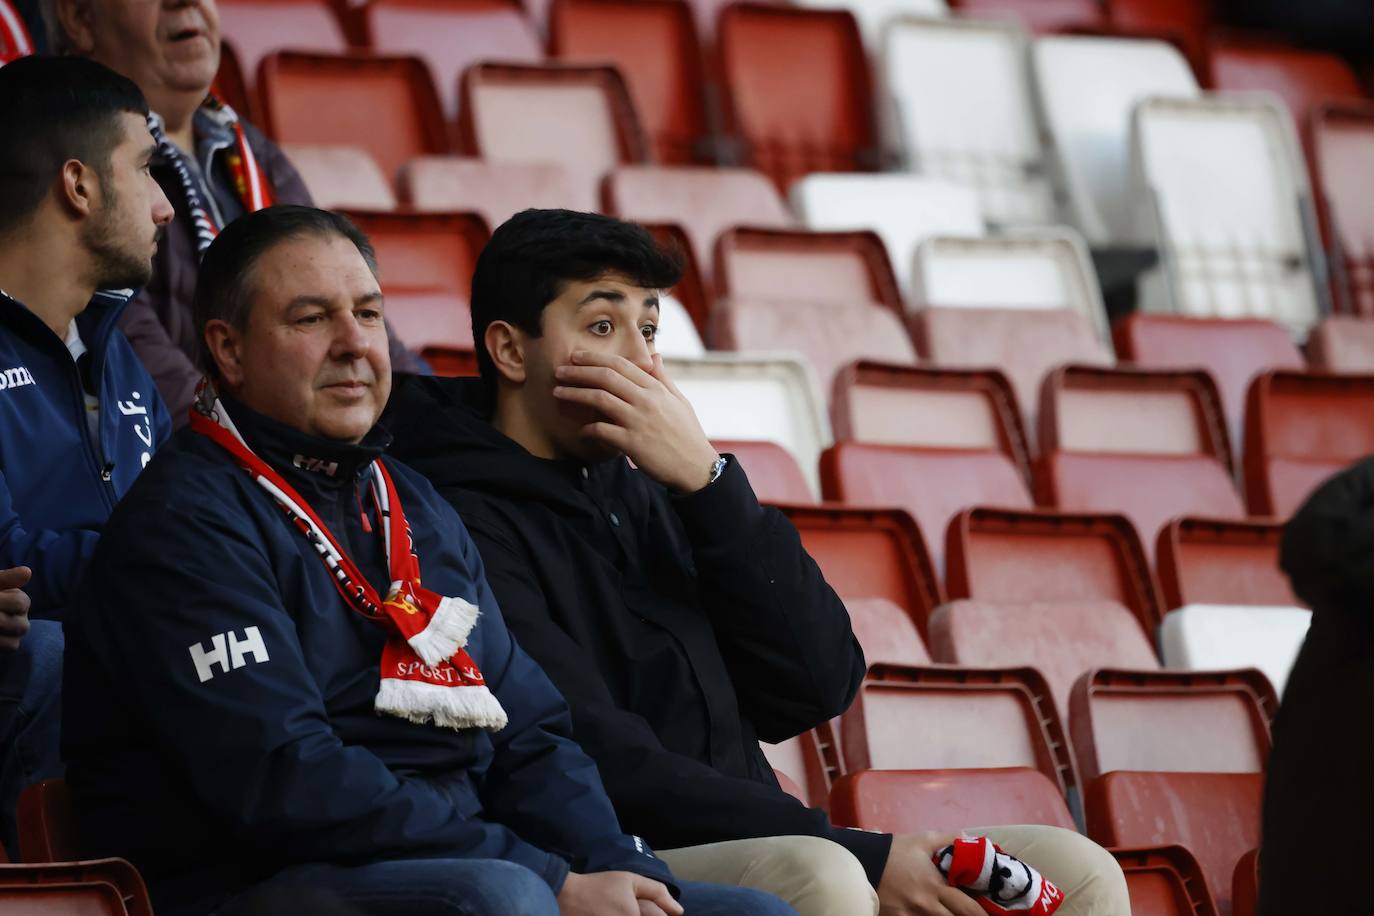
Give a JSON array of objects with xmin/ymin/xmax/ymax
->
[
  {"xmin": 0, "ymin": 468, "xmax": 99, "ymax": 619},
  {"xmin": 669, "ymin": 458, "xmax": 866, "ymax": 738},
  {"xmin": 464, "ymin": 515, "xmax": 893, "ymax": 887},
  {"xmin": 74, "ymin": 496, "xmax": 580, "ymax": 892},
  {"xmin": 451, "ymin": 529, "xmax": 677, "ymax": 891},
  {"xmin": 117, "ymin": 291, "xmax": 200, "ymax": 428}
]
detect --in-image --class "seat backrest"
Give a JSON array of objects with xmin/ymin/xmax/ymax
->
[
  {"xmin": 1131, "ymin": 94, "xmax": 1324, "ymax": 337},
  {"xmin": 789, "ymin": 173, "xmax": 984, "ymax": 298},
  {"xmin": 363, "ymin": 0, "xmax": 541, "ymax": 119},
  {"xmin": 713, "ymin": 439, "xmax": 813, "ymax": 503},
  {"xmin": 603, "ymin": 166, "xmax": 792, "ymax": 288},
  {"xmin": 257, "ymin": 51, "xmax": 449, "ymax": 185},
  {"xmin": 340, "ymin": 211, "xmax": 488, "ymax": 351},
  {"xmin": 218, "ymin": 0, "xmax": 348, "ymax": 89},
  {"xmin": 717, "ymin": 3, "xmax": 876, "ymax": 191},
  {"xmin": 0, "ymin": 859, "xmax": 154, "ymax": 916},
  {"xmin": 653, "ymin": 294, "xmax": 705, "ymax": 359},
  {"xmin": 401, "ymin": 157, "xmax": 596, "ymax": 224},
  {"xmin": 829, "ymin": 767, "xmax": 1075, "ymax": 837},
  {"xmin": 279, "ymin": 144, "xmax": 396, "ymax": 209},
  {"xmin": 1243, "ymin": 370, "xmax": 1374, "ymax": 517},
  {"xmin": 1232, "ymin": 848, "xmax": 1259, "ymax": 916},
  {"xmin": 666, "ymin": 354, "xmax": 831, "ymax": 496},
  {"xmin": 1086, "ymin": 771, "xmax": 1263, "ymax": 916},
  {"xmin": 930, "ymin": 599, "xmax": 1160, "ymax": 721},
  {"xmin": 1308, "ymin": 315, "xmax": 1374, "ymax": 372},
  {"xmin": 911, "ymin": 232, "xmax": 1109, "ymax": 341},
  {"xmin": 1112, "ymin": 313, "xmax": 1305, "ymax": 457},
  {"xmin": 758, "ymin": 726, "xmax": 841, "ymax": 809},
  {"xmin": 1209, "ymin": 44, "xmax": 1362, "ymax": 146},
  {"xmin": 1112, "ymin": 844, "xmax": 1222, "ymax": 916},
  {"xmin": 17, "ymin": 779, "xmax": 77, "ymax": 863},
  {"xmin": 780, "ymin": 505, "xmax": 943, "ymax": 640},
  {"xmin": 913, "ymin": 307, "xmax": 1114, "ymax": 434},
  {"xmin": 840, "ymin": 665, "xmax": 1079, "ymax": 798},
  {"xmin": 845, "ymin": 596, "xmax": 931, "ymax": 668},
  {"xmin": 458, "ymin": 62, "xmax": 649, "ymax": 205},
  {"xmin": 821, "ymin": 443, "xmax": 1033, "ymax": 582},
  {"xmin": 882, "ymin": 16, "xmax": 1054, "ymax": 227},
  {"xmin": 711, "ymin": 299, "xmax": 917, "ymax": 394},
  {"xmin": 1070, "ymin": 667, "xmax": 1277, "ymax": 783},
  {"xmin": 831, "ymin": 362, "xmax": 1032, "ymax": 482},
  {"xmin": 1032, "ymin": 35, "xmax": 1199, "ymax": 246},
  {"xmin": 795, "ymin": 0, "xmax": 949, "ymax": 50},
  {"xmin": 1156, "ymin": 517, "xmax": 1298, "ymax": 610},
  {"xmin": 948, "ymin": 0, "xmax": 1103, "ymax": 34},
  {"xmin": 946, "ymin": 507, "xmax": 1163, "ymax": 637},
  {"xmin": 1313, "ymin": 103, "xmax": 1374, "ymax": 316},
  {"xmin": 714, "ymin": 227, "xmax": 904, "ymax": 312},
  {"xmin": 1160, "ymin": 604, "xmax": 1311, "ymax": 695},
  {"xmin": 1104, "ymin": 0, "xmax": 1210, "ymax": 78},
  {"xmin": 549, "ymin": 0, "xmax": 708, "ymax": 165}
]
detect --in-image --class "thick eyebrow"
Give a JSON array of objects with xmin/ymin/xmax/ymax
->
[{"xmin": 577, "ymin": 289, "xmax": 660, "ymax": 312}]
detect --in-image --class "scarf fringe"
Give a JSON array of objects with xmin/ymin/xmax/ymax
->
[
  {"xmin": 405, "ymin": 595, "xmax": 480, "ymax": 667},
  {"xmin": 376, "ymin": 678, "xmax": 509, "ymax": 732}
]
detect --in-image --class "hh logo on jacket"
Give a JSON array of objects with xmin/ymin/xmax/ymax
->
[{"xmin": 189, "ymin": 626, "xmax": 270, "ymax": 683}]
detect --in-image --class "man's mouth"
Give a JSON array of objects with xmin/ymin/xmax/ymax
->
[{"xmin": 168, "ymin": 27, "xmax": 203, "ymax": 43}]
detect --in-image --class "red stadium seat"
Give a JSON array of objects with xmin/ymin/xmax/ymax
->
[
  {"xmin": 218, "ymin": 0, "xmax": 349, "ymax": 91},
  {"xmin": 945, "ymin": 507, "xmax": 1163, "ymax": 638},
  {"xmin": 845, "ymin": 597, "xmax": 931, "ymax": 669},
  {"xmin": 779, "ymin": 505, "xmax": 943, "ymax": 640},
  {"xmin": 1209, "ymin": 43, "xmax": 1363, "ymax": 148},
  {"xmin": 821, "ymin": 443, "xmax": 1033, "ymax": 583},
  {"xmin": 713, "ymin": 227, "xmax": 904, "ymax": 313},
  {"xmin": 1086, "ymin": 771, "xmax": 1262, "ymax": 916},
  {"xmin": 912, "ymin": 307, "xmax": 1112, "ymax": 436},
  {"xmin": 759, "ymin": 723, "xmax": 841, "ymax": 809},
  {"xmin": 1155, "ymin": 518, "xmax": 1299, "ymax": 611},
  {"xmin": 1112, "ymin": 845, "xmax": 1221, "ymax": 916},
  {"xmin": 1069, "ymin": 668, "xmax": 1277, "ymax": 784},
  {"xmin": 839, "ymin": 666, "xmax": 1079, "ymax": 799},
  {"xmin": 1307, "ymin": 315, "xmax": 1374, "ymax": 371},
  {"xmin": 17, "ymin": 779, "xmax": 77, "ymax": 863},
  {"xmin": 1112, "ymin": 314, "xmax": 1304, "ymax": 460},
  {"xmin": 829, "ymin": 767, "xmax": 1077, "ymax": 836},
  {"xmin": 362, "ymin": 0, "xmax": 541, "ymax": 119},
  {"xmin": 831, "ymin": 363, "xmax": 1033, "ymax": 482},
  {"xmin": 550, "ymin": 0, "xmax": 710, "ymax": 165},
  {"xmin": 1313, "ymin": 103, "xmax": 1374, "ymax": 316},
  {"xmin": 280, "ymin": 144, "xmax": 396, "ymax": 209},
  {"xmin": 340, "ymin": 211, "xmax": 488, "ymax": 354},
  {"xmin": 638, "ymin": 223, "xmax": 711, "ymax": 338},
  {"xmin": 0, "ymin": 859, "xmax": 155, "ymax": 916},
  {"xmin": 401, "ymin": 158, "xmax": 596, "ymax": 225},
  {"xmin": 1232, "ymin": 849, "xmax": 1259, "ymax": 916},
  {"xmin": 710, "ymin": 299, "xmax": 917, "ymax": 393},
  {"xmin": 1243, "ymin": 370, "xmax": 1374, "ymax": 517},
  {"xmin": 257, "ymin": 51, "xmax": 449, "ymax": 185},
  {"xmin": 457, "ymin": 62, "xmax": 649, "ymax": 205},
  {"xmin": 949, "ymin": 0, "xmax": 1104, "ymax": 34},
  {"xmin": 1104, "ymin": 0, "xmax": 1210, "ymax": 80},
  {"xmin": 712, "ymin": 439, "xmax": 813, "ymax": 503},
  {"xmin": 929, "ymin": 600, "xmax": 1160, "ymax": 721},
  {"xmin": 602, "ymin": 166, "xmax": 793, "ymax": 289},
  {"xmin": 716, "ymin": 3, "xmax": 878, "ymax": 191}
]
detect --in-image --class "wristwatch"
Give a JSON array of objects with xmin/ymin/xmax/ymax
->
[{"xmin": 706, "ymin": 455, "xmax": 729, "ymax": 487}]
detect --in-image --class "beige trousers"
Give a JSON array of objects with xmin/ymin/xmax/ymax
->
[{"xmin": 658, "ymin": 826, "xmax": 1130, "ymax": 916}]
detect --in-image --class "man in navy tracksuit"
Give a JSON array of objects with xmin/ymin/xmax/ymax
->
[
  {"xmin": 63, "ymin": 205, "xmax": 796, "ymax": 916},
  {"xmin": 0, "ymin": 57, "xmax": 174, "ymax": 855}
]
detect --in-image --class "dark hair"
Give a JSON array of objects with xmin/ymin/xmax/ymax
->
[
  {"xmin": 470, "ymin": 209, "xmax": 683, "ymax": 390},
  {"xmin": 0, "ymin": 55, "xmax": 149, "ymax": 236},
  {"xmin": 193, "ymin": 205, "xmax": 378, "ymax": 375}
]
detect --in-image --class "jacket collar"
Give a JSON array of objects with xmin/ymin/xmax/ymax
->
[
  {"xmin": 216, "ymin": 392, "xmax": 392, "ymax": 500},
  {"xmin": 0, "ymin": 288, "xmax": 132, "ymax": 357}
]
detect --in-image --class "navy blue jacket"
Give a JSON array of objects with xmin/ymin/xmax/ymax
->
[
  {"xmin": 62, "ymin": 397, "xmax": 673, "ymax": 914},
  {"xmin": 0, "ymin": 289, "xmax": 170, "ymax": 617}
]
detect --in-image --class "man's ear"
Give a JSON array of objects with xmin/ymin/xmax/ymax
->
[
  {"xmin": 54, "ymin": 0, "xmax": 97, "ymax": 55},
  {"xmin": 58, "ymin": 159, "xmax": 97, "ymax": 219},
  {"xmin": 484, "ymin": 320, "xmax": 527, "ymax": 385},
  {"xmin": 203, "ymin": 319, "xmax": 247, "ymax": 389}
]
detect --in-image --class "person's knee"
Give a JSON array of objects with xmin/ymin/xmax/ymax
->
[
  {"xmin": 743, "ymin": 836, "xmax": 875, "ymax": 916},
  {"xmin": 1038, "ymin": 829, "xmax": 1130, "ymax": 915},
  {"xmin": 467, "ymin": 860, "xmax": 559, "ymax": 916}
]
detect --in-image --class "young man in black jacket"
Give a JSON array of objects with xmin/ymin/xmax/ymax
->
[{"xmin": 386, "ymin": 209, "xmax": 1129, "ymax": 916}]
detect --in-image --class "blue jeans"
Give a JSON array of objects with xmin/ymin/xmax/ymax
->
[
  {"xmin": 0, "ymin": 619, "xmax": 63, "ymax": 859},
  {"xmin": 208, "ymin": 858, "xmax": 799, "ymax": 916}
]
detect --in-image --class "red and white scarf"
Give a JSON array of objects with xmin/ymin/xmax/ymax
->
[
  {"xmin": 0, "ymin": 0, "xmax": 33, "ymax": 65},
  {"xmin": 191, "ymin": 397, "xmax": 508, "ymax": 733}
]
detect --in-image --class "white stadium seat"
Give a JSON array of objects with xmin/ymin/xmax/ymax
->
[
  {"xmin": 1129, "ymin": 93, "xmax": 1328, "ymax": 336},
  {"xmin": 794, "ymin": 0, "xmax": 948, "ymax": 50},
  {"xmin": 664, "ymin": 353, "xmax": 831, "ymax": 497},
  {"xmin": 1159, "ymin": 604, "xmax": 1312, "ymax": 694},
  {"xmin": 789, "ymin": 173, "xmax": 985, "ymax": 300},
  {"xmin": 880, "ymin": 16, "xmax": 1058, "ymax": 228},
  {"xmin": 653, "ymin": 296, "xmax": 705, "ymax": 358},
  {"xmin": 1032, "ymin": 35, "xmax": 1199, "ymax": 246},
  {"xmin": 280, "ymin": 144, "xmax": 397, "ymax": 211}
]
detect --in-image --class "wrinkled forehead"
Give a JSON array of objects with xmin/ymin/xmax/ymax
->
[{"xmin": 243, "ymin": 232, "xmax": 381, "ymax": 317}]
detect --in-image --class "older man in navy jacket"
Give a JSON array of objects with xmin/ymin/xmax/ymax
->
[
  {"xmin": 63, "ymin": 205, "xmax": 796, "ymax": 916},
  {"xmin": 0, "ymin": 56, "xmax": 173, "ymax": 856}
]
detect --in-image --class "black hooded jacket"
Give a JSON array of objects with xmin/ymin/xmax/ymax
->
[
  {"xmin": 385, "ymin": 374, "xmax": 892, "ymax": 885},
  {"xmin": 1259, "ymin": 455, "xmax": 1374, "ymax": 915}
]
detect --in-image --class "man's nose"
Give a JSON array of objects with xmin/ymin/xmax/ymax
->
[
  {"xmin": 152, "ymin": 183, "xmax": 174, "ymax": 226},
  {"xmin": 331, "ymin": 312, "xmax": 371, "ymax": 358}
]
